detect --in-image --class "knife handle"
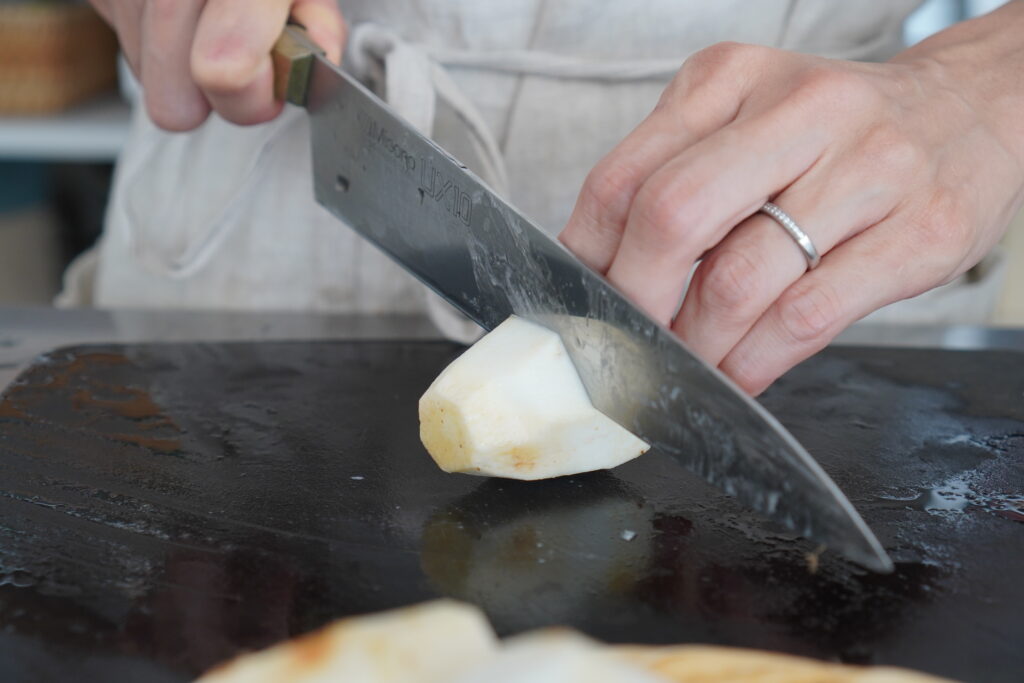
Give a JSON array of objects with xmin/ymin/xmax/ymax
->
[{"xmin": 272, "ymin": 24, "xmax": 324, "ymax": 106}]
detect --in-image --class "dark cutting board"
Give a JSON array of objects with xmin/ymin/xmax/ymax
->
[{"xmin": 0, "ymin": 341, "xmax": 1022, "ymax": 682}]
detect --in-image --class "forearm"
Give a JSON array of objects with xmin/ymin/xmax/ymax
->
[{"xmin": 893, "ymin": 0, "xmax": 1024, "ymax": 166}]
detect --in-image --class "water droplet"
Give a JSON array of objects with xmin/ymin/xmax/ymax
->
[{"xmin": 1, "ymin": 570, "xmax": 36, "ymax": 588}]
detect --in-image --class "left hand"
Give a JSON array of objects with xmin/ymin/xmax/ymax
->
[{"xmin": 560, "ymin": 10, "xmax": 1024, "ymax": 395}]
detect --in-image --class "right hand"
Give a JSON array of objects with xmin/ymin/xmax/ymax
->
[{"xmin": 90, "ymin": 0, "xmax": 346, "ymax": 131}]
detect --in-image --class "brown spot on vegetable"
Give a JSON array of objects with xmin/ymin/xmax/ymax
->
[{"xmin": 290, "ymin": 628, "xmax": 334, "ymax": 670}]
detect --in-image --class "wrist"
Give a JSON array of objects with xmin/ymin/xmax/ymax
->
[{"xmin": 892, "ymin": 1, "xmax": 1024, "ymax": 166}]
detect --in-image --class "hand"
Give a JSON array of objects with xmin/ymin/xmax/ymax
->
[
  {"xmin": 89, "ymin": 0, "xmax": 345, "ymax": 131},
  {"xmin": 560, "ymin": 5, "xmax": 1024, "ymax": 395}
]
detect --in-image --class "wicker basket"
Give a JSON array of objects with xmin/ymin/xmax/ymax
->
[{"xmin": 0, "ymin": 2, "xmax": 119, "ymax": 115}]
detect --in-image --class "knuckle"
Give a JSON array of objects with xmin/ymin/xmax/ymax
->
[
  {"xmin": 902, "ymin": 190, "xmax": 975, "ymax": 282},
  {"xmin": 580, "ymin": 160, "xmax": 643, "ymax": 220},
  {"xmin": 630, "ymin": 177, "xmax": 705, "ymax": 247},
  {"xmin": 191, "ymin": 43, "xmax": 262, "ymax": 96},
  {"xmin": 146, "ymin": 108, "xmax": 187, "ymax": 132},
  {"xmin": 778, "ymin": 281, "xmax": 845, "ymax": 344},
  {"xmin": 918, "ymin": 189, "xmax": 972, "ymax": 249},
  {"xmin": 698, "ymin": 250, "xmax": 764, "ymax": 316},
  {"xmin": 687, "ymin": 42, "xmax": 764, "ymax": 75},
  {"xmin": 668, "ymin": 42, "xmax": 765, "ymax": 103},
  {"xmin": 144, "ymin": 93, "xmax": 209, "ymax": 132},
  {"xmin": 865, "ymin": 125, "xmax": 925, "ymax": 176}
]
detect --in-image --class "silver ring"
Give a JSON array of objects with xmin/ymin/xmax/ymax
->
[{"xmin": 759, "ymin": 202, "xmax": 821, "ymax": 270}]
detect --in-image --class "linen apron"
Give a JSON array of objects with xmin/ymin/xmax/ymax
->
[{"xmin": 63, "ymin": 0, "xmax": 1003, "ymax": 337}]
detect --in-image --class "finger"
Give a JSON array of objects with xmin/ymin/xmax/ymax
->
[
  {"xmin": 140, "ymin": 0, "xmax": 211, "ymax": 131},
  {"xmin": 94, "ymin": 1, "xmax": 144, "ymax": 79},
  {"xmin": 719, "ymin": 215, "xmax": 948, "ymax": 395},
  {"xmin": 191, "ymin": 0, "xmax": 293, "ymax": 126},
  {"xmin": 291, "ymin": 0, "xmax": 347, "ymax": 66},
  {"xmin": 605, "ymin": 104, "xmax": 830, "ymax": 322},
  {"xmin": 88, "ymin": 0, "xmax": 116, "ymax": 24},
  {"xmin": 559, "ymin": 114, "xmax": 697, "ymax": 273},
  {"xmin": 559, "ymin": 42, "xmax": 764, "ymax": 273},
  {"xmin": 560, "ymin": 108, "xmax": 733, "ymax": 274},
  {"xmin": 672, "ymin": 154, "xmax": 899, "ymax": 365}
]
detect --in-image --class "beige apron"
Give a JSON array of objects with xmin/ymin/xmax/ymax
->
[{"xmin": 66, "ymin": 0, "xmax": 1000, "ymax": 338}]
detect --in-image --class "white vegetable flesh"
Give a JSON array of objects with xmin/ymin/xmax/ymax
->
[{"xmin": 419, "ymin": 316, "xmax": 650, "ymax": 480}]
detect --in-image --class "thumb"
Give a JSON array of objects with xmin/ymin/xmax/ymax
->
[{"xmin": 291, "ymin": 0, "xmax": 346, "ymax": 66}]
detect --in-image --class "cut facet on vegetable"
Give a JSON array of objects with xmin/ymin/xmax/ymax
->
[{"xmin": 419, "ymin": 315, "xmax": 650, "ymax": 480}]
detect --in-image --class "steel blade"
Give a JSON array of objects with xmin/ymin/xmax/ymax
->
[{"xmin": 302, "ymin": 52, "xmax": 892, "ymax": 572}]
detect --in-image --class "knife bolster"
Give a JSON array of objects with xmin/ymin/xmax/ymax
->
[{"xmin": 272, "ymin": 25, "xmax": 323, "ymax": 106}]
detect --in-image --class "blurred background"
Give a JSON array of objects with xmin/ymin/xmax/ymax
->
[{"xmin": 0, "ymin": 0, "xmax": 1019, "ymax": 322}]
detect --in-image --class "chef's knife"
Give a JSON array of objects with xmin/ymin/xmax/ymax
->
[{"xmin": 273, "ymin": 27, "xmax": 893, "ymax": 572}]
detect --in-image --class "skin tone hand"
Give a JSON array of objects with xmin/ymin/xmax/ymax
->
[
  {"xmin": 88, "ymin": 0, "xmax": 346, "ymax": 131},
  {"xmin": 561, "ymin": 1, "xmax": 1024, "ymax": 395}
]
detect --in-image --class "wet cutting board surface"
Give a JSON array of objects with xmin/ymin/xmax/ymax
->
[{"xmin": 0, "ymin": 341, "xmax": 1021, "ymax": 682}]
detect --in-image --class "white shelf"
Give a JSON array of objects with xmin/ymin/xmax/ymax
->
[{"xmin": 0, "ymin": 94, "xmax": 131, "ymax": 163}]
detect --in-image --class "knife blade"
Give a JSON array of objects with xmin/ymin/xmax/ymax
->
[{"xmin": 274, "ymin": 27, "xmax": 893, "ymax": 572}]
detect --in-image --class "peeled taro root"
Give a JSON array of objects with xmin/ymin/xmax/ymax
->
[{"xmin": 419, "ymin": 315, "xmax": 649, "ymax": 480}]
